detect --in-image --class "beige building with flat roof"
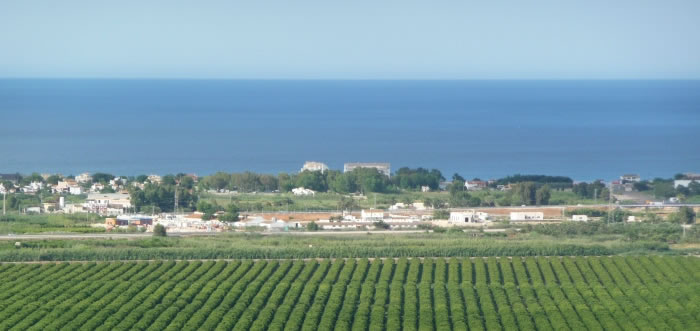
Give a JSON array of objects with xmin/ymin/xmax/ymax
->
[{"xmin": 300, "ymin": 161, "xmax": 329, "ymax": 173}]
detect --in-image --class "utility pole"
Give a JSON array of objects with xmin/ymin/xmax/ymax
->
[
  {"xmin": 594, "ymin": 188, "xmax": 597, "ymax": 205},
  {"xmin": 607, "ymin": 183, "xmax": 614, "ymax": 224},
  {"xmin": 3, "ymin": 192, "xmax": 6, "ymax": 215},
  {"xmin": 174, "ymin": 181, "xmax": 179, "ymax": 215}
]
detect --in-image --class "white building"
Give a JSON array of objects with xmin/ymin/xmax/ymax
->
[
  {"xmin": 147, "ymin": 175, "xmax": 162, "ymax": 183},
  {"xmin": 620, "ymin": 174, "xmax": 641, "ymax": 183},
  {"xmin": 344, "ymin": 163, "xmax": 391, "ymax": 177},
  {"xmin": 21, "ymin": 181, "xmax": 44, "ymax": 194},
  {"xmin": 571, "ymin": 215, "xmax": 588, "ymax": 222},
  {"xmin": 116, "ymin": 214, "xmax": 153, "ymax": 226},
  {"xmin": 233, "ymin": 217, "xmax": 294, "ymax": 231},
  {"xmin": 361, "ymin": 209, "xmax": 385, "ymax": 222},
  {"xmin": 55, "ymin": 179, "xmax": 82, "ymax": 195},
  {"xmin": 90, "ymin": 182, "xmax": 105, "ymax": 193},
  {"xmin": 387, "ymin": 222, "xmax": 426, "ymax": 229},
  {"xmin": 412, "ymin": 202, "xmax": 427, "ymax": 210},
  {"xmin": 84, "ymin": 193, "xmax": 131, "ymax": 215},
  {"xmin": 385, "ymin": 214, "xmax": 421, "ymax": 223},
  {"xmin": 465, "ymin": 181, "xmax": 487, "ymax": 191},
  {"xmin": 156, "ymin": 215, "xmax": 228, "ymax": 232},
  {"xmin": 63, "ymin": 203, "xmax": 85, "ymax": 214},
  {"xmin": 75, "ymin": 173, "xmax": 92, "ymax": 183},
  {"xmin": 388, "ymin": 202, "xmax": 408, "ymax": 210},
  {"xmin": 674, "ymin": 179, "xmax": 699, "ymax": 188},
  {"xmin": 318, "ymin": 221, "xmax": 364, "ymax": 230},
  {"xmin": 510, "ymin": 212, "xmax": 544, "ymax": 221},
  {"xmin": 449, "ymin": 210, "xmax": 489, "ymax": 224},
  {"xmin": 291, "ymin": 187, "xmax": 316, "ymax": 196},
  {"xmin": 109, "ymin": 178, "xmax": 125, "ymax": 190},
  {"xmin": 55, "ymin": 180, "xmax": 72, "ymax": 192},
  {"xmin": 300, "ymin": 161, "xmax": 329, "ymax": 173},
  {"xmin": 69, "ymin": 186, "xmax": 83, "ymax": 195},
  {"xmin": 388, "ymin": 202, "xmax": 427, "ymax": 211}
]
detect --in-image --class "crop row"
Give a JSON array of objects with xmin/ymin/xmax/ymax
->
[{"xmin": 0, "ymin": 256, "xmax": 697, "ymax": 330}]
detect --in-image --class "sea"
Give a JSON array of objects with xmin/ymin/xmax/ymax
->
[{"xmin": 1, "ymin": 79, "xmax": 699, "ymax": 182}]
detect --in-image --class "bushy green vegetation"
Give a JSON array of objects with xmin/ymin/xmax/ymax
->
[
  {"xmin": 495, "ymin": 174, "xmax": 573, "ymax": 189},
  {"xmin": 572, "ymin": 180, "xmax": 610, "ymax": 200},
  {"xmin": 0, "ymin": 256, "xmax": 697, "ymax": 330},
  {"xmin": 129, "ymin": 180, "xmax": 197, "ymax": 213},
  {"xmin": 0, "ymin": 213, "xmax": 105, "ymax": 234},
  {"xmin": 153, "ymin": 224, "xmax": 167, "ymax": 237},
  {"xmin": 529, "ymin": 221, "xmax": 699, "ymax": 243},
  {"xmin": 392, "ymin": 167, "xmax": 444, "ymax": 190},
  {"xmin": 564, "ymin": 208, "xmax": 607, "ymax": 217},
  {"xmin": 631, "ymin": 177, "xmax": 700, "ymax": 200},
  {"xmin": 199, "ymin": 186, "xmax": 608, "ymax": 212},
  {"xmin": 0, "ymin": 230, "xmax": 687, "ymax": 261}
]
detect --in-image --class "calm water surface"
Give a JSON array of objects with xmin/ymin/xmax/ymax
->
[{"xmin": 1, "ymin": 79, "xmax": 698, "ymax": 181}]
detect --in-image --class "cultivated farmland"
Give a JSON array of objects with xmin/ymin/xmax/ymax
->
[{"xmin": 0, "ymin": 256, "xmax": 698, "ymax": 330}]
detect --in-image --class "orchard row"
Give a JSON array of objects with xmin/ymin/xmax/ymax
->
[{"xmin": 0, "ymin": 256, "xmax": 697, "ymax": 330}]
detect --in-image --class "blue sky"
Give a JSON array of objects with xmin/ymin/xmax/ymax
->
[{"xmin": 1, "ymin": 0, "xmax": 699, "ymax": 79}]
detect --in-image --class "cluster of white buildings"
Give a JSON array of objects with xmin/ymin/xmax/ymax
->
[
  {"xmin": 19, "ymin": 181, "xmax": 45, "ymax": 194},
  {"xmin": 313, "ymin": 209, "xmax": 432, "ymax": 230},
  {"xmin": 89, "ymin": 178, "xmax": 127, "ymax": 193},
  {"xmin": 6, "ymin": 172, "xmax": 130, "ymax": 197},
  {"xmin": 509, "ymin": 212, "xmax": 545, "ymax": 221},
  {"xmin": 152, "ymin": 213, "xmax": 228, "ymax": 232},
  {"xmin": 1, "ymin": 172, "xmax": 170, "ymax": 214},
  {"xmin": 103, "ymin": 212, "xmax": 230, "ymax": 233},
  {"xmin": 232, "ymin": 216, "xmax": 302, "ymax": 231},
  {"xmin": 54, "ymin": 179, "xmax": 83, "ymax": 195},
  {"xmin": 83, "ymin": 193, "xmax": 132, "ymax": 214},
  {"xmin": 448, "ymin": 210, "xmax": 490, "ymax": 224}
]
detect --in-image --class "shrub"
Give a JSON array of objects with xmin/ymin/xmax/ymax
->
[{"xmin": 153, "ymin": 224, "xmax": 167, "ymax": 237}]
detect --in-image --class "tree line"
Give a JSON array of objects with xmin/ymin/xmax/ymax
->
[{"xmin": 198, "ymin": 167, "xmax": 444, "ymax": 194}]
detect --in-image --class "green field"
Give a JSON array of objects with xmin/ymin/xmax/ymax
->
[
  {"xmin": 0, "ymin": 213, "xmax": 105, "ymax": 235},
  {"xmin": 201, "ymin": 191, "xmax": 451, "ymax": 212},
  {"xmin": 0, "ymin": 256, "xmax": 697, "ymax": 330},
  {"xmin": 0, "ymin": 231, "xmax": 683, "ymax": 262},
  {"xmin": 200, "ymin": 190, "xmax": 603, "ymax": 212}
]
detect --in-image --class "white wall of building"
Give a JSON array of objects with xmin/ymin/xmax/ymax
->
[
  {"xmin": 571, "ymin": 215, "xmax": 588, "ymax": 222},
  {"xmin": 510, "ymin": 212, "xmax": 544, "ymax": 221},
  {"xmin": 361, "ymin": 209, "xmax": 384, "ymax": 221},
  {"xmin": 674, "ymin": 179, "xmax": 699, "ymax": 188}
]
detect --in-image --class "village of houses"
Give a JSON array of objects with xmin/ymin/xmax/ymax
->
[
  {"xmin": 1, "ymin": 164, "xmax": 698, "ymax": 234},
  {"xmin": 0, "ymin": 171, "xmax": 548, "ymax": 233}
]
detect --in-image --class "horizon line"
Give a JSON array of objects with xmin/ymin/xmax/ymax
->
[{"xmin": 2, "ymin": 77, "xmax": 700, "ymax": 81}]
